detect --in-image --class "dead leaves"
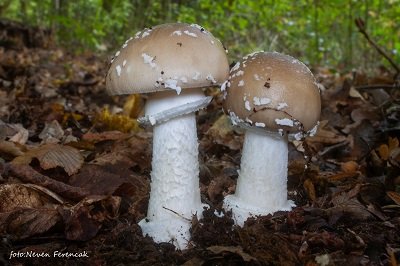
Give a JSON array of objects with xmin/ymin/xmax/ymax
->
[
  {"xmin": 0, "ymin": 184, "xmax": 60, "ymax": 239},
  {"xmin": 386, "ymin": 191, "xmax": 400, "ymax": 205},
  {"xmin": 60, "ymin": 195, "xmax": 121, "ymax": 241},
  {"xmin": 12, "ymin": 143, "xmax": 84, "ymax": 176}
]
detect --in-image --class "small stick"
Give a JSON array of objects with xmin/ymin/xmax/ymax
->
[
  {"xmin": 355, "ymin": 84, "xmax": 400, "ymax": 90},
  {"xmin": 355, "ymin": 18, "xmax": 400, "ymax": 77}
]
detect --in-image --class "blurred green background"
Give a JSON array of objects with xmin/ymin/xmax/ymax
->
[{"xmin": 1, "ymin": 0, "xmax": 399, "ymax": 70}]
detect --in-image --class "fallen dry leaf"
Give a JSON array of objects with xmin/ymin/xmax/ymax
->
[
  {"xmin": 207, "ymin": 245, "xmax": 257, "ymax": 262},
  {"xmin": 0, "ymin": 183, "xmax": 58, "ymax": 212},
  {"xmin": 0, "ymin": 208, "xmax": 61, "ymax": 240},
  {"xmin": 304, "ymin": 178, "xmax": 316, "ymax": 201},
  {"xmin": 12, "ymin": 143, "xmax": 84, "ymax": 175},
  {"xmin": 38, "ymin": 119, "xmax": 64, "ymax": 143},
  {"xmin": 60, "ymin": 195, "xmax": 121, "ymax": 241},
  {"xmin": 386, "ymin": 191, "xmax": 400, "ymax": 205},
  {"xmin": 0, "ymin": 140, "xmax": 25, "ymax": 159},
  {"xmin": 69, "ymin": 163, "xmax": 149, "ymax": 199},
  {"xmin": 0, "ymin": 183, "xmax": 61, "ymax": 239}
]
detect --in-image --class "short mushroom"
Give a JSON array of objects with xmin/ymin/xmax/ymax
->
[
  {"xmin": 106, "ymin": 23, "xmax": 229, "ymax": 248},
  {"xmin": 221, "ymin": 51, "xmax": 321, "ymax": 226}
]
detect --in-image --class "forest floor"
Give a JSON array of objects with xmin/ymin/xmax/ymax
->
[{"xmin": 0, "ymin": 20, "xmax": 399, "ymax": 266}]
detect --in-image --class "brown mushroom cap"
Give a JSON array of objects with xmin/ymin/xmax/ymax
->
[
  {"xmin": 223, "ymin": 51, "xmax": 321, "ymax": 133},
  {"xmin": 106, "ymin": 23, "xmax": 229, "ymax": 95}
]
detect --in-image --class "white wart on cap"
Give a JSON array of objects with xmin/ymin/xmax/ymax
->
[
  {"xmin": 223, "ymin": 51, "xmax": 321, "ymax": 135},
  {"xmin": 106, "ymin": 23, "xmax": 229, "ymax": 95}
]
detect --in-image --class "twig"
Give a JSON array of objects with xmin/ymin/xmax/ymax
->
[
  {"xmin": 318, "ymin": 141, "xmax": 349, "ymax": 157},
  {"xmin": 7, "ymin": 162, "xmax": 89, "ymax": 200},
  {"xmin": 162, "ymin": 206, "xmax": 191, "ymax": 221},
  {"xmin": 355, "ymin": 18, "xmax": 400, "ymax": 77},
  {"xmin": 355, "ymin": 84, "xmax": 400, "ymax": 90}
]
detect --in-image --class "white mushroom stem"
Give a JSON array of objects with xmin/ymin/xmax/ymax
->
[
  {"xmin": 138, "ymin": 89, "xmax": 207, "ymax": 249},
  {"xmin": 223, "ymin": 129, "xmax": 294, "ymax": 226}
]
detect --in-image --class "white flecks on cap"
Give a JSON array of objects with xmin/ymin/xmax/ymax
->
[
  {"xmin": 277, "ymin": 102, "xmax": 288, "ymax": 110},
  {"xmin": 172, "ymin": 30, "xmax": 182, "ymax": 36},
  {"xmin": 165, "ymin": 79, "xmax": 182, "ymax": 95},
  {"xmin": 206, "ymin": 74, "xmax": 217, "ymax": 84},
  {"xmin": 115, "ymin": 51, "xmax": 120, "ymax": 57},
  {"xmin": 308, "ymin": 121, "xmax": 319, "ymax": 136},
  {"xmin": 229, "ymin": 111, "xmax": 243, "ymax": 126},
  {"xmin": 294, "ymin": 132, "xmax": 304, "ymax": 140},
  {"xmin": 220, "ymin": 80, "xmax": 228, "ymax": 92},
  {"xmin": 238, "ymin": 80, "xmax": 245, "ymax": 87},
  {"xmin": 255, "ymin": 122, "xmax": 266, "ymax": 127},
  {"xmin": 141, "ymin": 29, "xmax": 152, "ymax": 38},
  {"xmin": 180, "ymin": 76, "xmax": 188, "ymax": 83},
  {"xmin": 190, "ymin": 23, "xmax": 208, "ymax": 34},
  {"xmin": 122, "ymin": 60, "xmax": 127, "ymax": 67},
  {"xmin": 254, "ymin": 74, "xmax": 260, "ymax": 80},
  {"xmin": 192, "ymin": 71, "xmax": 200, "ymax": 80},
  {"xmin": 244, "ymin": 100, "xmax": 251, "ymax": 111},
  {"xmin": 278, "ymin": 128, "xmax": 284, "ymax": 136},
  {"xmin": 141, "ymin": 53, "xmax": 156, "ymax": 68},
  {"xmin": 275, "ymin": 118, "xmax": 294, "ymax": 127},
  {"xmin": 183, "ymin": 30, "xmax": 197, "ymax": 37},
  {"xmin": 230, "ymin": 62, "xmax": 240, "ymax": 72},
  {"xmin": 134, "ymin": 31, "xmax": 142, "ymax": 39},
  {"xmin": 116, "ymin": 65, "xmax": 122, "ymax": 76},
  {"xmin": 235, "ymin": 70, "xmax": 244, "ymax": 76},
  {"xmin": 253, "ymin": 97, "xmax": 271, "ymax": 106},
  {"xmin": 245, "ymin": 117, "xmax": 253, "ymax": 124}
]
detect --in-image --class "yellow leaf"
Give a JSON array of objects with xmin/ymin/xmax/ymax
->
[
  {"xmin": 378, "ymin": 144, "xmax": 390, "ymax": 161},
  {"xmin": 96, "ymin": 107, "xmax": 140, "ymax": 133},
  {"xmin": 123, "ymin": 94, "xmax": 144, "ymax": 118}
]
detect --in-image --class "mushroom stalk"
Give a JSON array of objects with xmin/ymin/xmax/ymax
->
[
  {"xmin": 223, "ymin": 129, "xmax": 294, "ymax": 226},
  {"xmin": 139, "ymin": 89, "xmax": 207, "ymax": 249}
]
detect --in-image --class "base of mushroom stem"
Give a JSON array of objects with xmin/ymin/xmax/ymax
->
[
  {"xmin": 138, "ymin": 203, "xmax": 208, "ymax": 250},
  {"xmin": 138, "ymin": 217, "xmax": 192, "ymax": 249},
  {"xmin": 223, "ymin": 194, "xmax": 295, "ymax": 227}
]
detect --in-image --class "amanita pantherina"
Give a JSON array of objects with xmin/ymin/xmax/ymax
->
[
  {"xmin": 106, "ymin": 23, "xmax": 229, "ymax": 248},
  {"xmin": 222, "ymin": 51, "xmax": 321, "ymax": 226}
]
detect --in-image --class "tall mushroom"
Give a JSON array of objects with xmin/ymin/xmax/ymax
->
[
  {"xmin": 222, "ymin": 51, "xmax": 321, "ymax": 226},
  {"xmin": 106, "ymin": 23, "xmax": 229, "ymax": 248}
]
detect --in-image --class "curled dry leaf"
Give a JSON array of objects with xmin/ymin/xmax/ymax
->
[
  {"xmin": 0, "ymin": 183, "xmax": 61, "ymax": 239},
  {"xmin": 205, "ymin": 114, "xmax": 241, "ymax": 150},
  {"xmin": 0, "ymin": 140, "xmax": 25, "ymax": 159},
  {"xmin": 60, "ymin": 195, "xmax": 121, "ymax": 241},
  {"xmin": 0, "ymin": 183, "xmax": 58, "ymax": 212},
  {"xmin": 0, "ymin": 208, "xmax": 61, "ymax": 240},
  {"xmin": 38, "ymin": 119, "xmax": 64, "ymax": 143},
  {"xmin": 0, "ymin": 122, "xmax": 29, "ymax": 145},
  {"xmin": 12, "ymin": 143, "xmax": 84, "ymax": 175}
]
